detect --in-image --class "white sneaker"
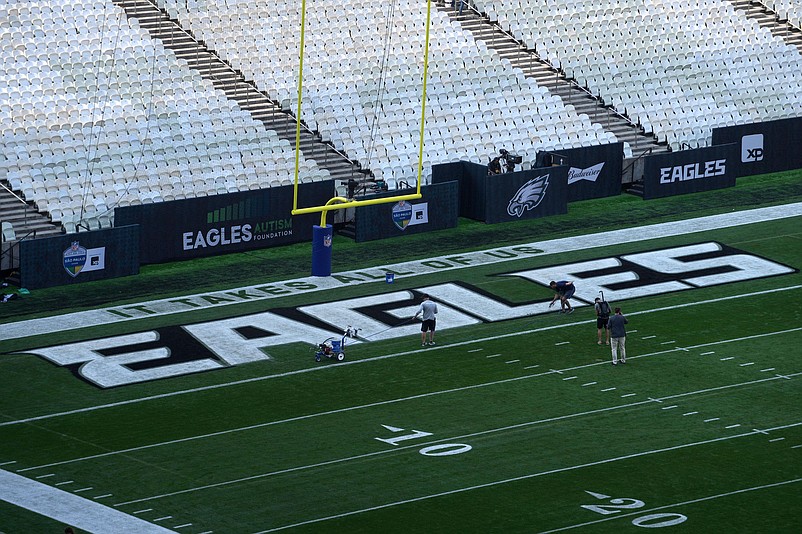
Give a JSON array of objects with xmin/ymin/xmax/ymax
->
[{"xmin": 429, "ymin": 341, "xmax": 436, "ymax": 345}]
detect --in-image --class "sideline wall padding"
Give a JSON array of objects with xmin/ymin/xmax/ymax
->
[
  {"xmin": 19, "ymin": 225, "xmax": 140, "ymax": 289},
  {"xmin": 115, "ymin": 181, "xmax": 333, "ymax": 263}
]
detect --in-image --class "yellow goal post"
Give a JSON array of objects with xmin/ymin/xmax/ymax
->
[{"xmin": 291, "ymin": 0, "xmax": 435, "ymax": 227}]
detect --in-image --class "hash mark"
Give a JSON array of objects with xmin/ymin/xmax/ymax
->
[
  {"xmin": 153, "ymin": 516, "xmax": 173, "ymax": 522},
  {"xmin": 555, "ymin": 341, "xmax": 570, "ymax": 346},
  {"xmin": 662, "ymin": 405, "xmax": 678, "ymax": 410},
  {"xmin": 55, "ymin": 481, "xmax": 74, "ymax": 486},
  {"xmin": 739, "ymin": 362, "xmax": 755, "ymax": 367},
  {"xmin": 769, "ymin": 437, "xmax": 785, "ymax": 443},
  {"xmin": 74, "ymin": 487, "xmax": 93, "ymax": 493},
  {"xmin": 704, "ymin": 418, "xmax": 720, "ymax": 423},
  {"xmin": 725, "ymin": 424, "xmax": 741, "ymax": 429},
  {"xmin": 505, "ymin": 360, "xmax": 520, "ymax": 364},
  {"xmin": 173, "ymin": 524, "xmax": 193, "ymax": 530},
  {"xmin": 660, "ymin": 340, "xmax": 676, "ymax": 345},
  {"xmin": 720, "ymin": 357, "xmax": 735, "ymax": 361},
  {"xmin": 523, "ymin": 365, "xmax": 539, "ymax": 369},
  {"xmin": 35, "ymin": 473, "xmax": 55, "ymax": 479},
  {"xmin": 601, "ymin": 387, "xmax": 616, "ymax": 392},
  {"xmin": 682, "ymin": 412, "xmax": 699, "ymax": 416},
  {"xmin": 581, "ymin": 382, "xmax": 597, "ymax": 387},
  {"xmin": 133, "ymin": 509, "xmax": 153, "ymax": 515},
  {"xmin": 621, "ymin": 393, "xmax": 637, "ymax": 398},
  {"xmin": 760, "ymin": 368, "xmax": 776, "ymax": 372},
  {"xmin": 486, "ymin": 354, "xmax": 500, "ymax": 358},
  {"xmin": 0, "ymin": 461, "xmax": 17, "ymax": 466},
  {"xmin": 791, "ymin": 444, "xmax": 802, "ymax": 449},
  {"xmin": 467, "ymin": 348, "xmax": 483, "ymax": 353},
  {"xmin": 563, "ymin": 376, "xmax": 578, "ymax": 381},
  {"xmin": 642, "ymin": 335, "xmax": 656, "ymax": 339},
  {"xmin": 94, "ymin": 494, "xmax": 113, "ymax": 500},
  {"xmin": 700, "ymin": 351, "xmax": 715, "ymax": 355}
]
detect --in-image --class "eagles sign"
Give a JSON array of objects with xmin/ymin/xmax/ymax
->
[{"xmin": 508, "ymin": 174, "xmax": 550, "ymax": 217}]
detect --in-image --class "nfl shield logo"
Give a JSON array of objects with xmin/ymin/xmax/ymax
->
[
  {"xmin": 392, "ymin": 201, "xmax": 413, "ymax": 230},
  {"xmin": 63, "ymin": 241, "xmax": 88, "ymax": 277},
  {"xmin": 323, "ymin": 234, "xmax": 332, "ymax": 247}
]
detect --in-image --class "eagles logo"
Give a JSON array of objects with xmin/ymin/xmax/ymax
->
[{"xmin": 507, "ymin": 174, "xmax": 550, "ymax": 217}]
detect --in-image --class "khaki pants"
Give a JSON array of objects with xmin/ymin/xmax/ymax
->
[{"xmin": 611, "ymin": 336, "xmax": 626, "ymax": 364}]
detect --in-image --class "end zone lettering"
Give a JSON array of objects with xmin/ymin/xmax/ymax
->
[
  {"xmin": 659, "ymin": 160, "xmax": 725, "ymax": 184},
  {"xmin": 24, "ymin": 241, "xmax": 795, "ymax": 388},
  {"xmin": 183, "ymin": 224, "xmax": 253, "ymax": 250}
]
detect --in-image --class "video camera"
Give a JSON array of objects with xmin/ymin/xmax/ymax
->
[{"xmin": 499, "ymin": 149, "xmax": 522, "ymax": 173}]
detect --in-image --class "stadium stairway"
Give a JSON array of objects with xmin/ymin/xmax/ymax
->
[
  {"xmin": 439, "ymin": 2, "xmax": 671, "ymax": 164},
  {"xmin": 0, "ymin": 185, "xmax": 64, "ymax": 243},
  {"xmin": 728, "ymin": 0, "xmax": 802, "ymax": 50},
  {"xmin": 112, "ymin": 0, "xmax": 364, "ymax": 187}
]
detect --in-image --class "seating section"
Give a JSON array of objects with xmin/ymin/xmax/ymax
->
[
  {"xmin": 475, "ymin": 0, "xmax": 802, "ymax": 149},
  {"xmin": 157, "ymin": 0, "xmax": 619, "ymax": 188},
  {"xmin": 0, "ymin": 0, "xmax": 329, "ymax": 233},
  {"xmin": 4, "ymin": 0, "xmax": 801, "ymax": 235}
]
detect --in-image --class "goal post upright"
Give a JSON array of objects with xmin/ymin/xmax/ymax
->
[{"xmin": 293, "ymin": 1, "xmax": 434, "ymax": 275}]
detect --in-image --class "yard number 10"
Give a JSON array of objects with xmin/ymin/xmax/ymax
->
[{"xmin": 375, "ymin": 424, "xmax": 472, "ymax": 456}]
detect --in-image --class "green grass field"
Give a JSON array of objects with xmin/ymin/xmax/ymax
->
[{"xmin": 1, "ymin": 176, "xmax": 802, "ymax": 533}]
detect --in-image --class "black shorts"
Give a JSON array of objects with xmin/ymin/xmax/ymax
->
[
  {"xmin": 421, "ymin": 319, "xmax": 436, "ymax": 332},
  {"xmin": 597, "ymin": 317, "xmax": 609, "ymax": 329},
  {"xmin": 561, "ymin": 286, "xmax": 575, "ymax": 299}
]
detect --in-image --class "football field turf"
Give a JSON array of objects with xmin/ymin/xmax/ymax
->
[{"xmin": 1, "ymin": 212, "xmax": 801, "ymax": 533}]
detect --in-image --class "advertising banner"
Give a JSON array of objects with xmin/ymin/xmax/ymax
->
[
  {"xmin": 711, "ymin": 117, "xmax": 802, "ymax": 177},
  {"xmin": 353, "ymin": 182, "xmax": 458, "ymax": 242},
  {"xmin": 484, "ymin": 166, "xmax": 569, "ymax": 224},
  {"xmin": 432, "ymin": 162, "xmax": 568, "ymax": 223},
  {"xmin": 536, "ymin": 142, "xmax": 624, "ymax": 202},
  {"xmin": 115, "ymin": 181, "xmax": 334, "ymax": 263},
  {"xmin": 641, "ymin": 144, "xmax": 738, "ymax": 200},
  {"xmin": 19, "ymin": 225, "xmax": 140, "ymax": 289}
]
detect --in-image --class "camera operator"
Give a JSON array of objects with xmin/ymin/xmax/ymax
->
[{"xmin": 488, "ymin": 155, "xmax": 503, "ymax": 175}]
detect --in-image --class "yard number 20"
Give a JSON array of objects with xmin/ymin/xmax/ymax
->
[{"xmin": 582, "ymin": 491, "xmax": 687, "ymax": 528}]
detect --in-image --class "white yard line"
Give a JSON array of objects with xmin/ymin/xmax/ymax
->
[
  {"xmin": 3, "ymin": 202, "xmax": 802, "ymax": 341},
  {"xmin": 4, "ymin": 297, "xmax": 802, "ymax": 430},
  {"xmin": 250, "ymin": 424, "xmax": 802, "ymax": 533},
  {"xmin": 108, "ymin": 375, "xmax": 802, "ymax": 507},
  {"xmin": 25, "ymin": 370, "xmax": 800, "ymax": 478},
  {"xmin": 0, "ymin": 469, "xmax": 174, "ymax": 533}
]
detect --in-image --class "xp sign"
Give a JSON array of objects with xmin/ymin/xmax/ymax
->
[{"xmin": 23, "ymin": 242, "xmax": 794, "ymax": 388}]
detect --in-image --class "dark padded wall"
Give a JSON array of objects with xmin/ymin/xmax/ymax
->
[{"xmin": 19, "ymin": 225, "xmax": 140, "ymax": 289}]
